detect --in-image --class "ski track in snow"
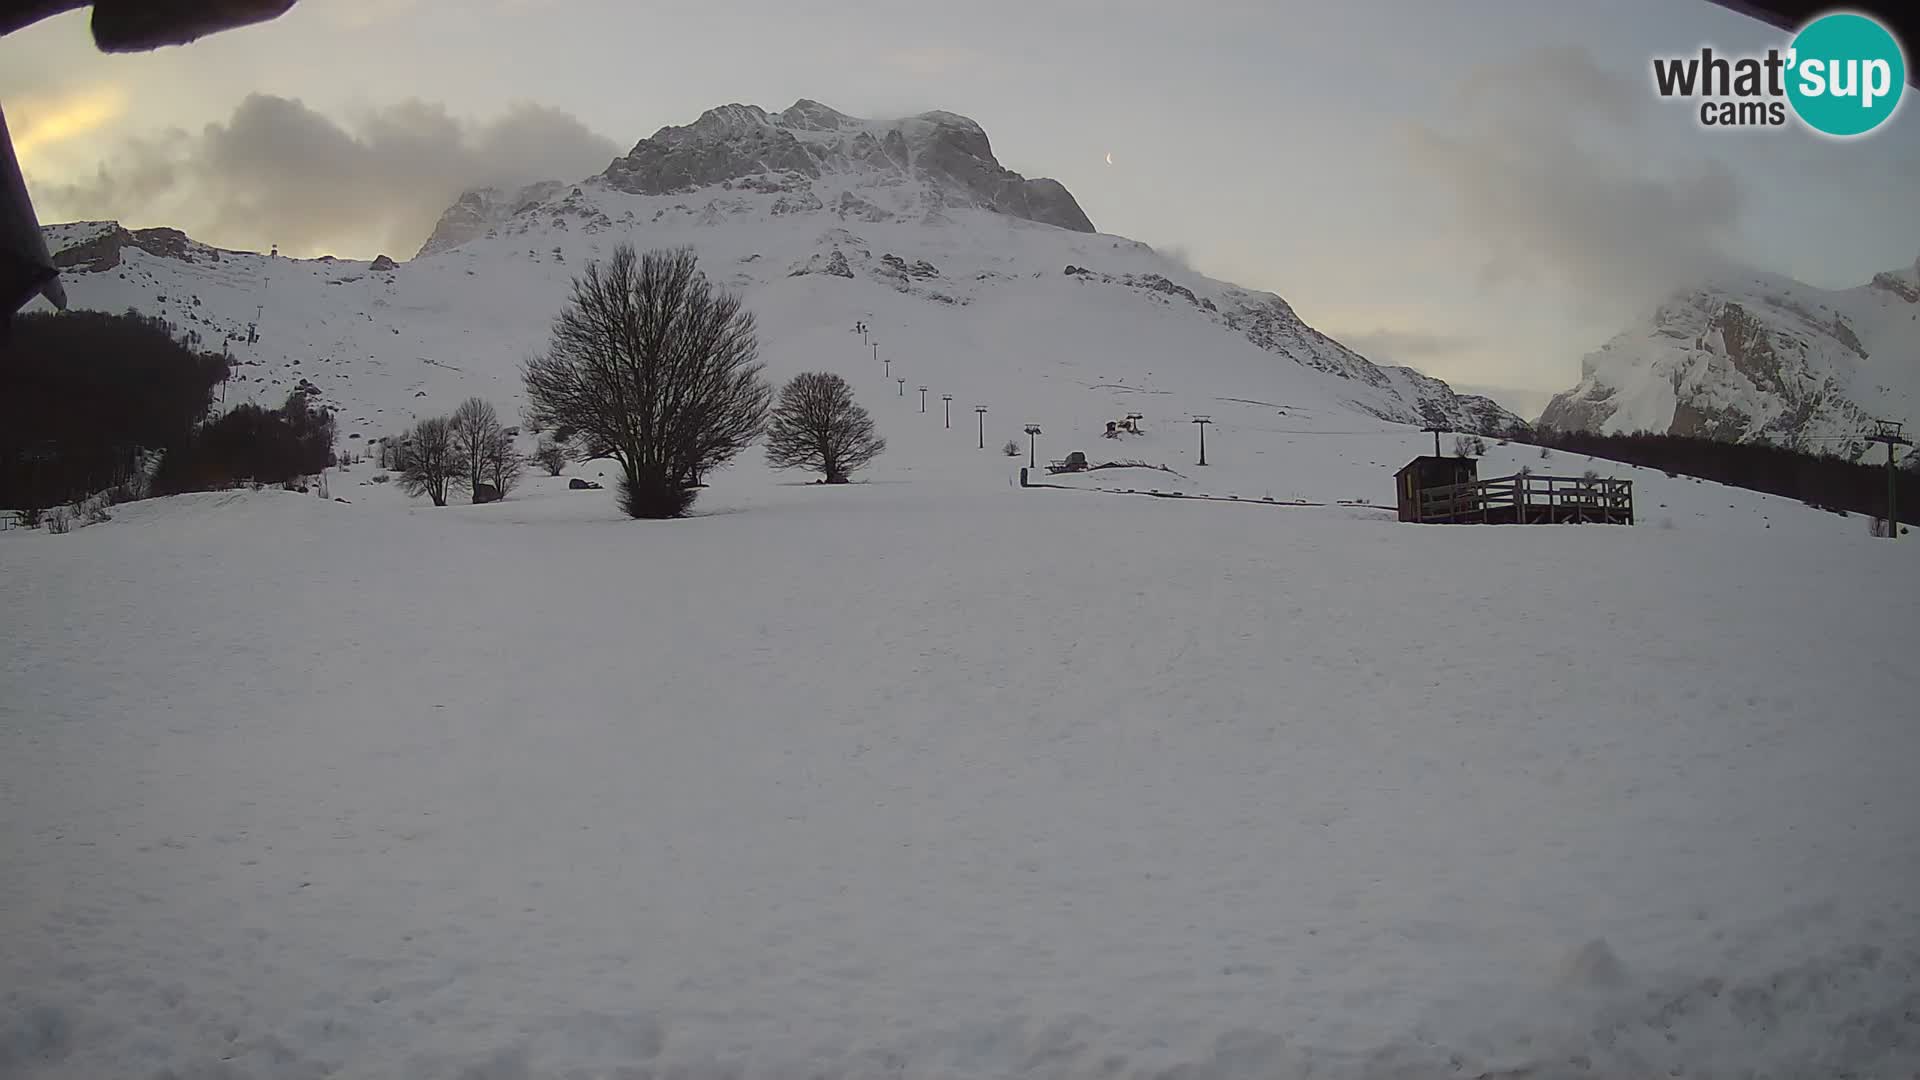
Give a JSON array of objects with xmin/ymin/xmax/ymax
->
[{"xmin": 4, "ymin": 470, "xmax": 1918, "ymax": 1079}]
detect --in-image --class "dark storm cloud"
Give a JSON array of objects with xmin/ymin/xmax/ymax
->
[
  {"xmin": 1406, "ymin": 46, "xmax": 1744, "ymax": 320},
  {"xmin": 40, "ymin": 94, "xmax": 619, "ymax": 257}
]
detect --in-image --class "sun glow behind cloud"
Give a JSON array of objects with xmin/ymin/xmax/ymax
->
[{"xmin": 10, "ymin": 84, "xmax": 129, "ymax": 169}]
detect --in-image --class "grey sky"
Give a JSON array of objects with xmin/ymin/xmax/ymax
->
[{"xmin": 4, "ymin": 0, "xmax": 1916, "ymax": 412}]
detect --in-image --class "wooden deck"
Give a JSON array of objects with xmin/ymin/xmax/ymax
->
[{"xmin": 1413, "ymin": 473, "xmax": 1633, "ymax": 525}]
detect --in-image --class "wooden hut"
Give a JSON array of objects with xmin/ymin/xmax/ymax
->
[{"xmin": 1394, "ymin": 456, "xmax": 1478, "ymax": 522}]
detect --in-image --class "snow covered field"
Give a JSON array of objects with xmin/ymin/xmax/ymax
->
[{"xmin": 5, "ymin": 459, "xmax": 1918, "ymax": 1079}]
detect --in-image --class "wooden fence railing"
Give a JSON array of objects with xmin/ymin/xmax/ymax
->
[{"xmin": 1416, "ymin": 473, "xmax": 1632, "ymax": 525}]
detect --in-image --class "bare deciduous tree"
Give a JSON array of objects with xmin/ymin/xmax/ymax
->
[
  {"xmin": 450, "ymin": 397, "xmax": 504, "ymax": 503},
  {"xmin": 764, "ymin": 371, "xmax": 886, "ymax": 483},
  {"xmin": 533, "ymin": 435, "xmax": 570, "ymax": 477},
  {"xmin": 398, "ymin": 416, "xmax": 466, "ymax": 507},
  {"xmin": 482, "ymin": 427, "xmax": 524, "ymax": 497},
  {"xmin": 523, "ymin": 245, "xmax": 770, "ymax": 518}
]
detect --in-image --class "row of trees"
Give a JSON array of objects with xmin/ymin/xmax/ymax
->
[
  {"xmin": 390, "ymin": 397, "xmax": 524, "ymax": 506},
  {"xmin": 519, "ymin": 244, "xmax": 884, "ymax": 517},
  {"xmin": 1516, "ymin": 426, "xmax": 1918, "ymax": 525},
  {"xmin": 1, "ymin": 309, "xmax": 343, "ymax": 506},
  {"xmin": 1, "ymin": 310, "xmax": 229, "ymax": 509},
  {"xmin": 153, "ymin": 389, "xmax": 336, "ymax": 494}
]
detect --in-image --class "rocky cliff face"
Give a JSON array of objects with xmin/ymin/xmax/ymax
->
[
  {"xmin": 598, "ymin": 101, "xmax": 1095, "ymax": 233},
  {"xmin": 1541, "ymin": 261, "xmax": 1920, "ymax": 458},
  {"xmin": 416, "ymin": 181, "xmax": 568, "ymax": 259}
]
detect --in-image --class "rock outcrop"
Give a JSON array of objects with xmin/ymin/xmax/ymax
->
[{"xmin": 51, "ymin": 226, "xmax": 222, "ymax": 272}]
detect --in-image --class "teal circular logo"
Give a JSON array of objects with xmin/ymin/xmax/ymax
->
[{"xmin": 1787, "ymin": 13, "xmax": 1906, "ymax": 136}]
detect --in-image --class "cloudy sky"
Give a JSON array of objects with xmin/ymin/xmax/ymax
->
[{"xmin": 4, "ymin": 0, "xmax": 1916, "ymax": 414}]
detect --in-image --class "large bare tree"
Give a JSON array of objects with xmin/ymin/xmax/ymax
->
[
  {"xmin": 764, "ymin": 371, "xmax": 885, "ymax": 483},
  {"xmin": 523, "ymin": 245, "xmax": 770, "ymax": 518}
]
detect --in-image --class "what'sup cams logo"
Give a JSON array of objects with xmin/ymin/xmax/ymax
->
[{"xmin": 1653, "ymin": 10, "xmax": 1906, "ymax": 136}]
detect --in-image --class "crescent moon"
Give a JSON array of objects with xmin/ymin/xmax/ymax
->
[{"xmin": 1104, "ymin": 151, "xmax": 1114, "ymax": 166}]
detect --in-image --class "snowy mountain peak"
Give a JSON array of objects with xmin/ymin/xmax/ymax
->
[
  {"xmin": 775, "ymin": 99, "xmax": 860, "ymax": 132},
  {"xmin": 598, "ymin": 100, "xmax": 1095, "ymax": 233},
  {"xmin": 654, "ymin": 103, "xmax": 780, "ymax": 145}
]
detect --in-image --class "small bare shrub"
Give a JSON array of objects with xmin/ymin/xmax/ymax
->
[{"xmin": 533, "ymin": 436, "xmax": 570, "ymax": 477}]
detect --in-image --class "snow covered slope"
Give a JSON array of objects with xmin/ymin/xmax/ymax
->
[
  {"xmin": 32, "ymin": 100, "xmax": 1523, "ymax": 455},
  {"xmin": 1541, "ymin": 259, "xmax": 1920, "ymax": 458}
]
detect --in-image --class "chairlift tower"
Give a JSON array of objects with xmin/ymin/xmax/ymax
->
[
  {"xmin": 1867, "ymin": 419, "xmax": 1912, "ymax": 539},
  {"xmin": 1192, "ymin": 415, "xmax": 1212, "ymax": 466}
]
